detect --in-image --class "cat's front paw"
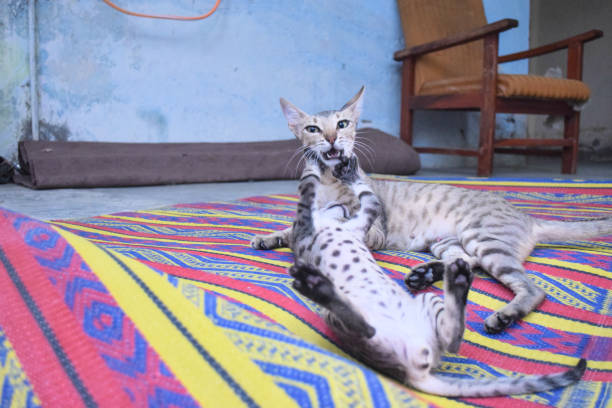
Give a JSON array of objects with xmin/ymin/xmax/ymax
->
[
  {"xmin": 332, "ymin": 155, "xmax": 359, "ymax": 183},
  {"xmin": 250, "ymin": 233, "xmax": 286, "ymax": 250},
  {"xmin": 405, "ymin": 261, "xmax": 445, "ymax": 291}
]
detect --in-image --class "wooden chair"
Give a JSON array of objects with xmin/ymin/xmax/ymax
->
[{"xmin": 394, "ymin": 0, "xmax": 603, "ymax": 176}]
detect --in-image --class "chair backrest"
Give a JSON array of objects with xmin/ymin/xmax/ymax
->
[{"xmin": 396, "ymin": 0, "xmax": 487, "ymax": 93}]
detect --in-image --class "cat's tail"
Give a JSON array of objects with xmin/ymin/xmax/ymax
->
[
  {"xmin": 412, "ymin": 359, "xmax": 586, "ymax": 398},
  {"xmin": 533, "ymin": 217, "xmax": 612, "ymax": 242}
]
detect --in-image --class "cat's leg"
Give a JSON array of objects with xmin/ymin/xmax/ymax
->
[
  {"xmin": 433, "ymin": 258, "xmax": 474, "ymax": 353},
  {"xmin": 333, "ymin": 156, "xmax": 382, "ymax": 237},
  {"xmin": 365, "ymin": 217, "xmax": 387, "ymax": 250},
  {"xmin": 289, "ymin": 263, "xmax": 376, "ymax": 338},
  {"xmin": 466, "ymin": 234, "xmax": 545, "ymax": 333},
  {"xmin": 405, "ymin": 237, "xmax": 477, "ymax": 291},
  {"xmin": 482, "ymin": 258, "xmax": 545, "ymax": 334},
  {"xmin": 250, "ymin": 227, "xmax": 292, "ymax": 250}
]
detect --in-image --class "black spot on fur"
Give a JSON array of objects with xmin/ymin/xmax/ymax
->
[
  {"xmin": 352, "ymin": 257, "xmax": 359, "ymax": 263},
  {"xmin": 330, "ymin": 263, "xmax": 337, "ymax": 269},
  {"xmin": 332, "ymin": 250, "xmax": 340, "ymax": 257}
]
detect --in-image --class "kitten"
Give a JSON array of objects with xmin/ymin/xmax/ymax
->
[
  {"xmin": 252, "ymin": 86, "xmax": 612, "ymax": 333},
  {"xmin": 289, "ymin": 155, "xmax": 586, "ymax": 397}
]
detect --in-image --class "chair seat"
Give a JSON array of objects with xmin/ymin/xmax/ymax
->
[{"xmin": 419, "ymin": 74, "xmax": 590, "ymax": 101}]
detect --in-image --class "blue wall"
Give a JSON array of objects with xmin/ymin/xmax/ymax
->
[{"xmin": 1, "ymin": 0, "xmax": 529, "ymax": 167}]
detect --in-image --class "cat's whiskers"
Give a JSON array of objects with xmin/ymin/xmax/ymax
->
[
  {"xmin": 285, "ymin": 145, "xmax": 309, "ymax": 177},
  {"xmin": 353, "ymin": 139, "xmax": 375, "ymax": 170},
  {"xmin": 354, "ymin": 131, "xmax": 377, "ymax": 153}
]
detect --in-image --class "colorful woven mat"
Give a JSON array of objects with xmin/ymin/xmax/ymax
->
[{"xmin": 1, "ymin": 176, "xmax": 611, "ymax": 408}]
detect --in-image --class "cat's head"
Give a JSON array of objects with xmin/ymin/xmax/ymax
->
[{"xmin": 279, "ymin": 86, "xmax": 364, "ymax": 167}]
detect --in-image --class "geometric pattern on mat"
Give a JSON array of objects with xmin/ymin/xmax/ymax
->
[{"xmin": 1, "ymin": 176, "xmax": 611, "ymax": 407}]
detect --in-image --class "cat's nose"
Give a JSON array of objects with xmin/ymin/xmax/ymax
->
[{"xmin": 326, "ymin": 134, "xmax": 337, "ymax": 144}]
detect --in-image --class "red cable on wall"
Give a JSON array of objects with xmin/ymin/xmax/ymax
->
[{"xmin": 102, "ymin": 0, "xmax": 221, "ymax": 21}]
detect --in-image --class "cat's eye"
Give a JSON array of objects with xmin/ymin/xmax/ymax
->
[
  {"xmin": 337, "ymin": 120, "xmax": 350, "ymax": 129},
  {"xmin": 305, "ymin": 125, "xmax": 321, "ymax": 133}
]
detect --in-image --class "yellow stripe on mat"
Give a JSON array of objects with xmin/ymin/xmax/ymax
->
[
  {"xmin": 186, "ymin": 279, "xmax": 350, "ymax": 359},
  {"xmin": 106, "ymin": 213, "xmax": 293, "ymax": 225},
  {"xmin": 51, "ymin": 222, "xmax": 278, "ymax": 243},
  {"xmin": 515, "ymin": 205, "xmax": 612, "ymax": 214},
  {"xmin": 54, "ymin": 227, "xmax": 297, "ymax": 408},
  {"xmin": 527, "ymin": 256, "xmax": 612, "ymax": 279}
]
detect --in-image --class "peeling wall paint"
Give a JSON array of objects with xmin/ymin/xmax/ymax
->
[
  {"xmin": 32, "ymin": 0, "xmax": 409, "ymax": 150},
  {"xmin": 2, "ymin": 0, "xmax": 530, "ymax": 169},
  {"xmin": 1, "ymin": 0, "xmax": 30, "ymax": 162}
]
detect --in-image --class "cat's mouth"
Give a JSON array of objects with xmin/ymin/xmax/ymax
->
[{"xmin": 322, "ymin": 148, "xmax": 343, "ymax": 161}]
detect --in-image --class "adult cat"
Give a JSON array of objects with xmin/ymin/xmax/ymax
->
[{"xmin": 252, "ymin": 86, "xmax": 612, "ymax": 333}]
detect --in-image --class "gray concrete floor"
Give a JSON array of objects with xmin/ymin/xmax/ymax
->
[{"xmin": 1, "ymin": 159, "xmax": 610, "ymax": 221}]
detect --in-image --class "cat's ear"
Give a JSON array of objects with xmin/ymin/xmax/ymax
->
[
  {"xmin": 340, "ymin": 86, "xmax": 365, "ymax": 119},
  {"xmin": 280, "ymin": 98, "xmax": 307, "ymax": 135}
]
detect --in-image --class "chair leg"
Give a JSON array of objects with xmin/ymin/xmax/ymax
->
[
  {"xmin": 477, "ymin": 108, "xmax": 496, "ymax": 177},
  {"xmin": 400, "ymin": 59, "xmax": 415, "ymax": 145},
  {"xmin": 477, "ymin": 34, "xmax": 498, "ymax": 178},
  {"xmin": 400, "ymin": 107, "xmax": 413, "ymax": 145},
  {"xmin": 562, "ymin": 110, "xmax": 580, "ymax": 174}
]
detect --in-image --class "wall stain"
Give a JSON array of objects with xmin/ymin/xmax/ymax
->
[
  {"xmin": 21, "ymin": 119, "xmax": 71, "ymax": 142},
  {"xmin": 138, "ymin": 109, "xmax": 168, "ymax": 142}
]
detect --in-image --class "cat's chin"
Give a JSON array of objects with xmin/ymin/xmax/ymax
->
[{"xmin": 319, "ymin": 156, "xmax": 343, "ymax": 167}]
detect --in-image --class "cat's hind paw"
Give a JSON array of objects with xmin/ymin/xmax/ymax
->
[
  {"xmin": 484, "ymin": 312, "xmax": 515, "ymax": 334},
  {"xmin": 405, "ymin": 261, "xmax": 445, "ymax": 291},
  {"xmin": 289, "ymin": 263, "xmax": 335, "ymax": 305}
]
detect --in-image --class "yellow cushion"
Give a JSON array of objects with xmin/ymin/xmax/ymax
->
[{"xmin": 418, "ymin": 74, "xmax": 590, "ymax": 101}]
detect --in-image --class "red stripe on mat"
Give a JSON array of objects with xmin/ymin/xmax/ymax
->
[
  {"xmin": 526, "ymin": 262, "xmax": 612, "ymax": 288},
  {"xmin": 240, "ymin": 196, "xmax": 298, "ymax": 206},
  {"xmin": 460, "ymin": 341, "xmax": 610, "ymax": 382},
  {"xmin": 461, "ymin": 394, "xmax": 559, "ymax": 408},
  {"xmin": 0, "ymin": 216, "xmax": 132, "ymax": 407},
  {"xmin": 0, "ymin": 252, "xmax": 84, "ymax": 406},
  {"xmin": 140, "ymin": 260, "xmax": 338, "ymax": 342}
]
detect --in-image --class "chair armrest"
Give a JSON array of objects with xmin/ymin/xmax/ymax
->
[
  {"xmin": 393, "ymin": 18, "xmax": 518, "ymax": 61},
  {"xmin": 498, "ymin": 29, "xmax": 603, "ymax": 63}
]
